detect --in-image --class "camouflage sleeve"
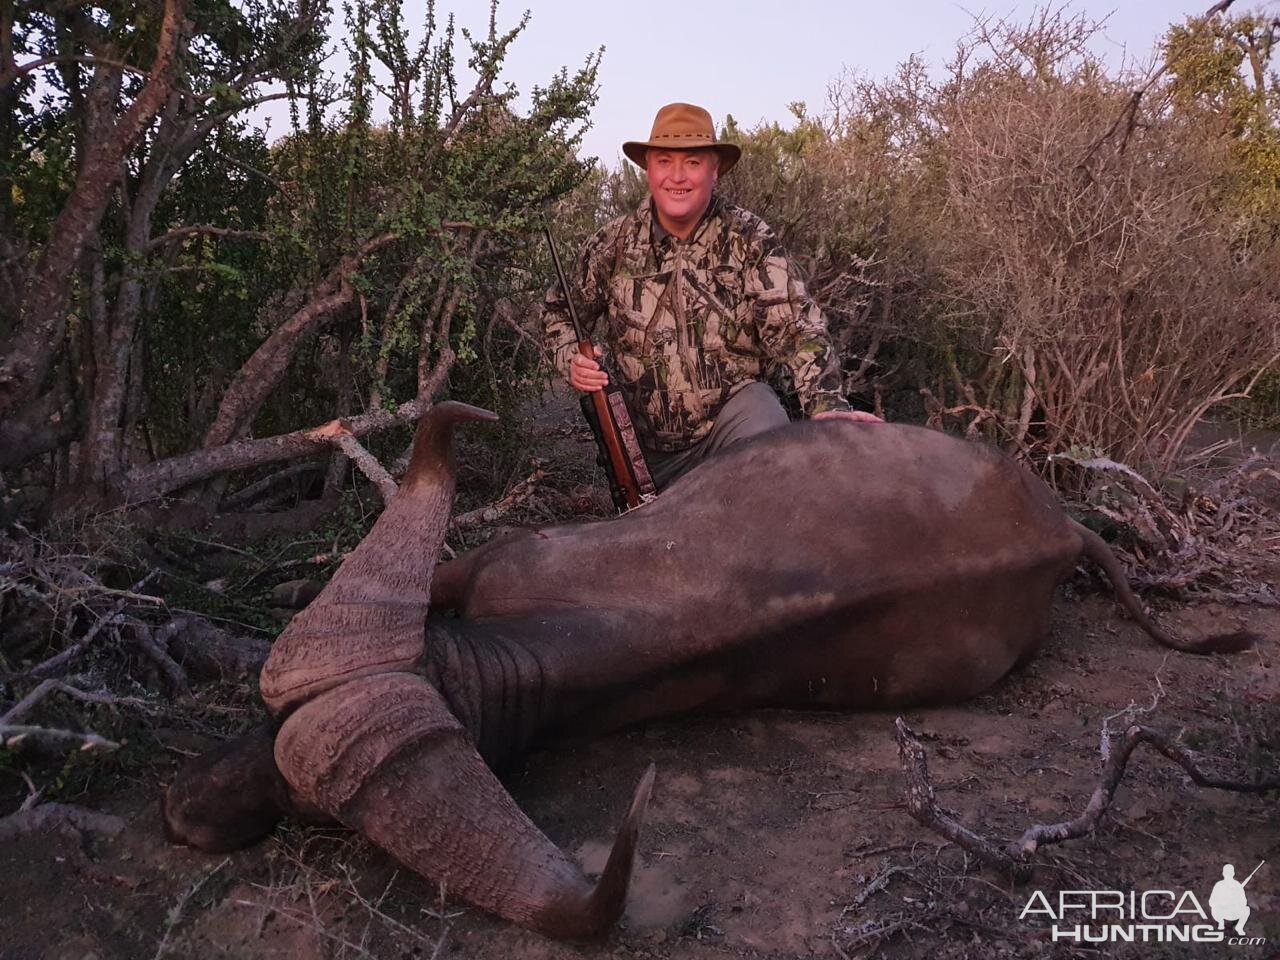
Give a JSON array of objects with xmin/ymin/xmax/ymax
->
[
  {"xmin": 539, "ymin": 228, "xmax": 610, "ymax": 381},
  {"xmin": 746, "ymin": 226, "xmax": 851, "ymax": 416}
]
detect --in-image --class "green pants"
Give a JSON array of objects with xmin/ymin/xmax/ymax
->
[{"xmin": 643, "ymin": 382, "xmax": 790, "ymax": 491}]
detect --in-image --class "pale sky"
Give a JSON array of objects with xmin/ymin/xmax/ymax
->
[{"xmin": 258, "ymin": 1, "xmax": 1280, "ymax": 167}]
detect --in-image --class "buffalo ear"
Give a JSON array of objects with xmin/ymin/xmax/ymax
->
[{"xmin": 275, "ymin": 672, "xmax": 652, "ymax": 939}]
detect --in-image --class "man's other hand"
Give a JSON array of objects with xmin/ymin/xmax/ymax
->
[
  {"xmin": 570, "ymin": 345, "xmax": 609, "ymax": 393},
  {"xmin": 812, "ymin": 409, "xmax": 884, "ymax": 424}
]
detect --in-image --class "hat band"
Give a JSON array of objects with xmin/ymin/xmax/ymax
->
[{"xmin": 649, "ymin": 132, "xmax": 717, "ymax": 142}]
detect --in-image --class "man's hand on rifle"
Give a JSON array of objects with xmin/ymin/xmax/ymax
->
[{"xmin": 570, "ymin": 345, "xmax": 610, "ymax": 393}]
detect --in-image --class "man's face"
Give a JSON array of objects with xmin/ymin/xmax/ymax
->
[{"xmin": 645, "ymin": 148, "xmax": 718, "ymax": 236}]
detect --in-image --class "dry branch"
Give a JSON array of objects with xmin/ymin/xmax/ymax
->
[
  {"xmin": 128, "ymin": 622, "xmax": 190, "ymax": 695},
  {"xmin": 895, "ymin": 717, "xmax": 1280, "ymax": 878},
  {"xmin": 450, "ymin": 467, "xmax": 546, "ymax": 531},
  {"xmin": 0, "ymin": 724, "xmax": 120, "ymax": 752},
  {"xmin": 1078, "ymin": 0, "xmax": 1238, "ymax": 169},
  {"xmin": 1059, "ymin": 452, "xmax": 1280, "ymax": 605},
  {"xmin": 894, "ymin": 718, "xmax": 1028, "ymax": 879},
  {"xmin": 1011, "ymin": 723, "xmax": 1280, "ymax": 859},
  {"xmin": 221, "ymin": 461, "xmax": 325, "ymax": 511},
  {"xmin": 200, "ymin": 230, "xmax": 397, "ymax": 452},
  {"xmin": 154, "ymin": 857, "xmax": 231, "ymax": 960},
  {"xmin": 22, "ymin": 612, "xmax": 124, "ymax": 681},
  {"xmin": 0, "ymin": 678, "xmax": 145, "ymax": 726},
  {"xmin": 311, "ymin": 421, "xmax": 398, "ymax": 505},
  {"xmin": 122, "ymin": 394, "xmax": 435, "ymax": 501},
  {"xmin": 156, "ymin": 617, "xmax": 270, "ymax": 681},
  {"xmin": 142, "ymin": 224, "xmax": 271, "ymax": 252},
  {"xmin": 20, "ymin": 570, "xmax": 160, "ymax": 680},
  {"xmin": 0, "ymin": 803, "xmax": 126, "ymax": 842}
]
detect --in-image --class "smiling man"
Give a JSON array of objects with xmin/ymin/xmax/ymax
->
[{"xmin": 542, "ymin": 102, "xmax": 880, "ymax": 490}]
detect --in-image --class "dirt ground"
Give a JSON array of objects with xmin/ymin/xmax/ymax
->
[{"xmin": 3, "ymin": 398, "xmax": 1278, "ymax": 960}]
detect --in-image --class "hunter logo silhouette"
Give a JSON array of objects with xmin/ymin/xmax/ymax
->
[
  {"xmin": 1210, "ymin": 861, "xmax": 1265, "ymax": 936},
  {"xmin": 1020, "ymin": 858, "xmax": 1270, "ymax": 946}
]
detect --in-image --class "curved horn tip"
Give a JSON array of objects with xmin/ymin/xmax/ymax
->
[
  {"xmin": 565, "ymin": 763, "xmax": 657, "ymax": 937},
  {"xmin": 431, "ymin": 400, "xmax": 500, "ymax": 425},
  {"xmin": 631, "ymin": 763, "xmax": 657, "ymax": 821},
  {"xmin": 404, "ymin": 401, "xmax": 500, "ymax": 479}
]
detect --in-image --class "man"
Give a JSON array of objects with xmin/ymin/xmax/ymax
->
[
  {"xmin": 1209, "ymin": 864, "xmax": 1252, "ymax": 935},
  {"xmin": 542, "ymin": 102, "xmax": 880, "ymax": 490}
]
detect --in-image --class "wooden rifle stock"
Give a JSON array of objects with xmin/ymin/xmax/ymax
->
[
  {"xmin": 543, "ymin": 227, "xmax": 656, "ymax": 511},
  {"xmin": 580, "ymin": 341, "xmax": 644, "ymax": 509}
]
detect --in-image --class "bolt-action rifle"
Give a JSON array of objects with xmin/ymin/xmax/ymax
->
[{"xmin": 543, "ymin": 227, "xmax": 656, "ymax": 512}]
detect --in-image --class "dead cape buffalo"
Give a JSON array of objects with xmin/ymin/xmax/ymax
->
[{"xmin": 162, "ymin": 401, "xmax": 1253, "ymax": 939}]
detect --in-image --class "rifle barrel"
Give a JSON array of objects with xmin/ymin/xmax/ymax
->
[
  {"xmin": 543, "ymin": 227, "xmax": 585, "ymax": 342},
  {"xmin": 1242, "ymin": 860, "xmax": 1265, "ymax": 887}
]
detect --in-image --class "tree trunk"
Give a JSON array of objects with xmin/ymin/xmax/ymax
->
[
  {"xmin": 0, "ymin": 387, "xmax": 76, "ymax": 472},
  {"xmin": 200, "ymin": 232, "xmax": 396, "ymax": 452},
  {"xmin": 0, "ymin": 0, "xmax": 187, "ymax": 418},
  {"xmin": 323, "ymin": 336, "xmax": 355, "ymax": 497},
  {"xmin": 81, "ymin": 83, "xmax": 211, "ymax": 485}
]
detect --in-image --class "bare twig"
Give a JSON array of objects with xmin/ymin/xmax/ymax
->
[
  {"xmin": 128, "ymin": 622, "xmax": 190, "ymax": 695},
  {"xmin": 0, "ymin": 724, "xmax": 120, "ymax": 752},
  {"xmin": 275, "ymin": 551, "xmax": 346, "ymax": 571},
  {"xmin": 232, "ymin": 900, "xmax": 382, "ymax": 959},
  {"xmin": 894, "ymin": 718, "xmax": 1027, "ymax": 878},
  {"xmin": 22, "ymin": 612, "xmax": 124, "ymax": 681},
  {"xmin": 0, "ymin": 53, "xmax": 198, "ymax": 94},
  {"xmin": 833, "ymin": 915, "xmax": 924, "ymax": 955},
  {"xmin": 895, "ymin": 717, "xmax": 1280, "ymax": 878},
  {"xmin": 338, "ymin": 864, "xmax": 442, "ymax": 952},
  {"xmin": 848, "ymin": 862, "xmax": 914, "ymax": 910},
  {"xmin": 450, "ymin": 467, "xmax": 546, "ymax": 531},
  {"xmin": 0, "ymin": 802, "xmax": 126, "ymax": 842},
  {"xmin": 1011, "ymin": 724, "xmax": 1280, "ymax": 860},
  {"xmin": 1078, "ymin": 0, "xmax": 1239, "ymax": 168},
  {"xmin": 154, "ymin": 857, "xmax": 231, "ymax": 960},
  {"xmin": 208, "ymin": 148, "xmax": 288, "ymax": 192},
  {"xmin": 1099, "ymin": 658, "xmax": 1167, "ymax": 762},
  {"xmin": 61, "ymin": 585, "xmax": 164, "ymax": 605},
  {"xmin": 0, "ymin": 678, "xmax": 146, "ymax": 725},
  {"xmin": 310, "ymin": 421, "xmax": 398, "ymax": 505},
  {"xmin": 21, "ymin": 570, "xmax": 160, "ymax": 680}
]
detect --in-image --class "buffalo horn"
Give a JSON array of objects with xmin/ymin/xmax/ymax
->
[
  {"xmin": 260, "ymin": 401, "xmax": 497, "ymax": 715},
  {"xmin": 275, "ymin": 672, "xmax": 654, "ymax": 938}
]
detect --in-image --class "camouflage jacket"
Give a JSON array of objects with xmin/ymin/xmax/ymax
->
[{"xmin": 541, "ymin": 195, "xmax": 850, "ymax": 452}]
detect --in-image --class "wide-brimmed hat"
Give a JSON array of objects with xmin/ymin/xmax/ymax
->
[{"xmin": 622, "ymin": 102, "xmax": 740, "ymax": 174}]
